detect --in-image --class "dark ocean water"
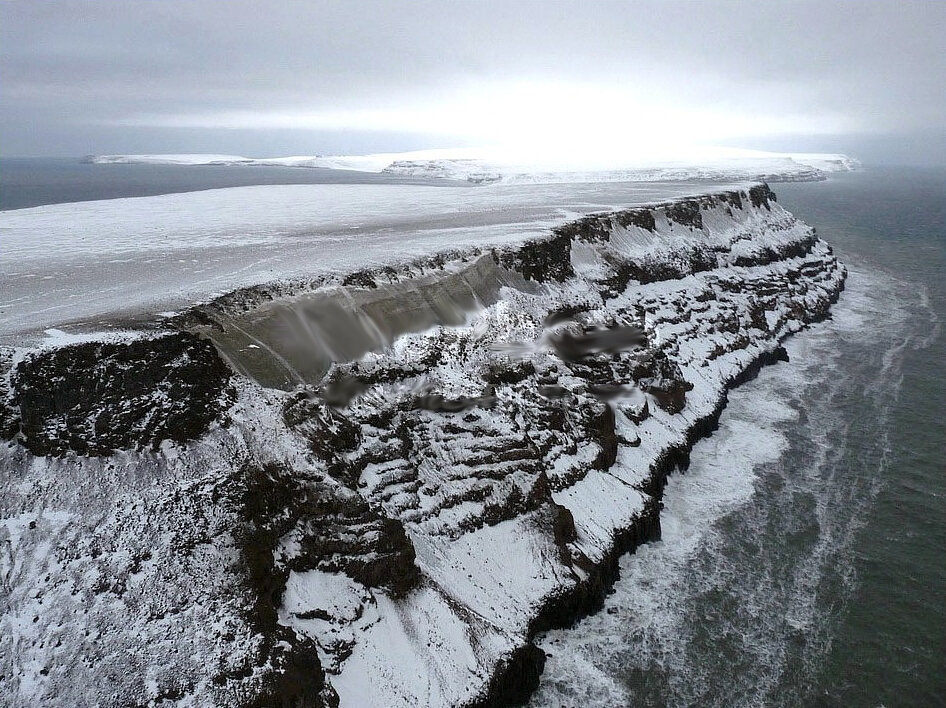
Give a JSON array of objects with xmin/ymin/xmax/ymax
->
[
  {"xmin": 0, "ymin": 157, "xmax": 448, "ymax": 210},
  {"xmin": 775, "ymin": 169, "xmax": 945, "ymax": 707},
  {"xmin": 534, "ymin": 167, "xmax": 946, "ymax": 707}
]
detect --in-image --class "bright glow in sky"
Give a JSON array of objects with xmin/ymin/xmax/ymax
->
[
  {"xmin": 116, "ymin": 79, "xmax": 856, "ymax": 162},
  {"xmin": 3, "ymin": 1, "xmax": 944, "ymax": 161}
]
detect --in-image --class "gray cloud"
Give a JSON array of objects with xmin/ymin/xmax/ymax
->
[{"xmin": 2, "ymin": 0, "xmax": 944, "ymax": 162}]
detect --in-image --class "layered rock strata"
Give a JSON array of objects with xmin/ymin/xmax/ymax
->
[{"xmin": 0, "ymin": 184, "xmax": 845, "ymax": 707}]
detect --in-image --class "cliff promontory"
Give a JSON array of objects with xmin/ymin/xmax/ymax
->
[{"xmin": 0, "ymin": 184, "xmax": 845, "ymax": 707}]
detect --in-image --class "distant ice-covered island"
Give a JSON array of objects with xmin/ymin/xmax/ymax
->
[{"xmin": 87, "ymin": 146, "xmax": 860, "ymax": 184}]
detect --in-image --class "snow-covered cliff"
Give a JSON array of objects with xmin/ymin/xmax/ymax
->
[{"xmin": 0, "ymin": 185, "xmax": 845, "ymax": 707}]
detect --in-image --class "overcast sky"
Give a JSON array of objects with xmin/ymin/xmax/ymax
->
[{"xmin": 2, "ymin": 0, "xmax": 945, "ymax": 163}]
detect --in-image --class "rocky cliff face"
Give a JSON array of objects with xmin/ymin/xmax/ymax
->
[
  {"xmin": 11, "ymin": 332, "xmax": 233, "ymax": 456},
  {"xmin": 0, "ymin": 185, "xmax": 845, "ymax": 707}
]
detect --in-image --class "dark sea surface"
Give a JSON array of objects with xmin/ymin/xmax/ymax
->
[
  {"xmin": 0, "ymin": 157, "xmax": 450, "ymax": 210},
  {"xmin": 533, "ymin": 167, "xmax": 946, "ymax": 707}
]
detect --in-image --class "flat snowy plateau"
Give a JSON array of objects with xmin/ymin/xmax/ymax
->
[{"xmin": 1, "ymin": 181, "xmax": 732, "ymax": 345}]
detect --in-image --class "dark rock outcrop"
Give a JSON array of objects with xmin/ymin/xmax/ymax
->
[
  {"xmin": 665, "ymin": 199, "xmax": 704, "ymax": 229},
  {"xmin": 0, "ymin": 347, "xmax": 19, "ymax": 441},
  {"xmin": 748, "ymin": 183, "xmax": 776, "ymax": 209},
  {"xmin": 636, "ymin": 352, "xmax": 694, "ymax": 414},
  {"xmin": 216, "ymin": 463, "xmax": 341, "ymax": 707},
  {"xmin": 11, "ymin": 332, "xmax": 233, "ymax": 456},
  {"xmin": 245, "ymin": 460, "xmax": 420, "ymax": 597},
  {"xmin": 495, "ymin": 231, "xmax": 575, "ymax": 283}
]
